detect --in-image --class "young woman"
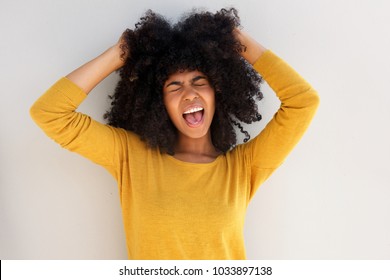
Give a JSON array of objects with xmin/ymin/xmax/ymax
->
[{"xmin": 30, "ymin": 8, "xmax": 319, "ymax": 259}]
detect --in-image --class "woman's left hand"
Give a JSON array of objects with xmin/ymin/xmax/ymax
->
[{"xmin": 233, "ymin": 28, "xmax": 267, "ymax": 64}]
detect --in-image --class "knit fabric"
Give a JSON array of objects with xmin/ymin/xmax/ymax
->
[{"xmin": 30, "ymin": 50, "xmax": 319, "ymax": 259}]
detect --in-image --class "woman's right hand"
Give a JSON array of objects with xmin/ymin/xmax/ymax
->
[
  {"xmin": 65, "ymin": 31, "xmax": 130, "ymax": 94},
  {"xmin": 116, "ymin": 30, "xmax": 130, "ymax": 65}
]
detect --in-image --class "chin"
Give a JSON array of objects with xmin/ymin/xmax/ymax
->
[{"xmin": 178, "ymin": 123, "xmax": 211, "ymax": 140}]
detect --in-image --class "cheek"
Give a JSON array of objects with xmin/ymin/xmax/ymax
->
[
  {"xmin": 163, "ymin": 97, "xmax": 179, "ymax": 121},
  {"xmin": 207, "ymin": 92, "xmax": 216, "ymax": 113}
]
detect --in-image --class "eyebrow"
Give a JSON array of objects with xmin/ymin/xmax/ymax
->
[
  {"xmin": 165, "ymin": 75, "xmax": 207, "ymax": 88},
  {"xmin": 192, "ymin": 76, "xmax": 207, "ymax": 83}
]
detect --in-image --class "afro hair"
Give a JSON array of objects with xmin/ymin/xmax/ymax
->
[{"xmin": 104, "ymin": 8, "xmax": 263, "ymax": 154}]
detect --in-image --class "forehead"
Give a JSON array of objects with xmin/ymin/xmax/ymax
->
[{"xmin": 164, "ymin": 70, "xmax": 207, "ymax": 83}]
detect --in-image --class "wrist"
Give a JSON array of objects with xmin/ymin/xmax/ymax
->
[
  {"xmin": 234, "ymin": 28, "xmax": 267, "ymax": 64},
  {"xmin": 105, "ymin": 44, "xmax": 125, "ymax": 71}
]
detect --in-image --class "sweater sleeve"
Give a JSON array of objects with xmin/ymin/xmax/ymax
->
[
  {"xmin": 30, "ymin": 77, "xmax": 129, "ymax": 172},
  {"xmin": 245, "ymin": 50, "xmax": 320, "ymax": 199}
]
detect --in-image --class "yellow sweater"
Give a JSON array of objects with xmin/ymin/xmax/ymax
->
[{"xmin": 30, "ymin": 50, "xmax": 319, "ymax": 259}]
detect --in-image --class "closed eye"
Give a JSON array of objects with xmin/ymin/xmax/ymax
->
[
  {"xmin": 165, "ymin": 80, "xmax": 182, "ymax": 91},
  {"xmin": 169, "ymin": 87, "xmax": 181, "ymax": 93}
]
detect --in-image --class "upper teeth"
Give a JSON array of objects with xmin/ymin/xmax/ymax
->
[{"xmin": 183, "ymin": 107, "xmax": 203, "ymax": 114}]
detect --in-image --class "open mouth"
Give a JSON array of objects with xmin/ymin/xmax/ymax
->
[{"xmin": 182, "ymin": 107, "xmax": 204, "ymax": 127}]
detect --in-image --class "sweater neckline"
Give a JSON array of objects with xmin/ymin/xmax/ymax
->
[{"xmin": 164, "ymin": 153, "xmax": 224, "ymax": 167}]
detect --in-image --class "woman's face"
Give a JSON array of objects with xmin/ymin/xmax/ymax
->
[{"xmin": 163, "ymin": 70, "xmax": 215, "ymax": 140}]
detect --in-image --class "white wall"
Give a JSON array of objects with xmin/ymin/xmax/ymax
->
[{"xmin": 1, "ymin": 0, "xmax": 389, "ymax": 259}]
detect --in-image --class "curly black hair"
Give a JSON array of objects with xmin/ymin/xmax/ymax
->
[{"xmin": 104, "ymin": 8, "xmax": 263, "ymax": 155}]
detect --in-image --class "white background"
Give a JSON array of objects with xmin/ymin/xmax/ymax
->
[{"xmin": 1, "ymin": 0, "xmax": 389, "ymax": 259}]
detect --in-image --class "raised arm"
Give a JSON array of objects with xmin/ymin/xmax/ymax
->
[
  {"xmin": 235, "ymin": 29, "xmax": 320, "ymax": 199},
  {"xmin": 234, "ymin": 28, "xmax": 267, "ymax": 64},
  {"xmin": 66, "ymin": 35, "xmax": 127, "ymax": 94},
  {"xmin": 30, "ymin": 34, "xmax": 131, "ymax": 171}
]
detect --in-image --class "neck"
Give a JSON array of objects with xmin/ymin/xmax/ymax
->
[{"xmin": 173, "ymin": 132, "xmax": 221, "ymax": 163}]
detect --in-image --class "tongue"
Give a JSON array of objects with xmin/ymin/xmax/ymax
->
[{"xmin": 183, "ymin": 111, "xmax": 203, "ymax": 125}]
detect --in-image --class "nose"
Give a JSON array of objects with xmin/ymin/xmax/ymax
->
[{"xmin": 182, "ymin": 86, "xmax": 199, "ymax": 101}]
